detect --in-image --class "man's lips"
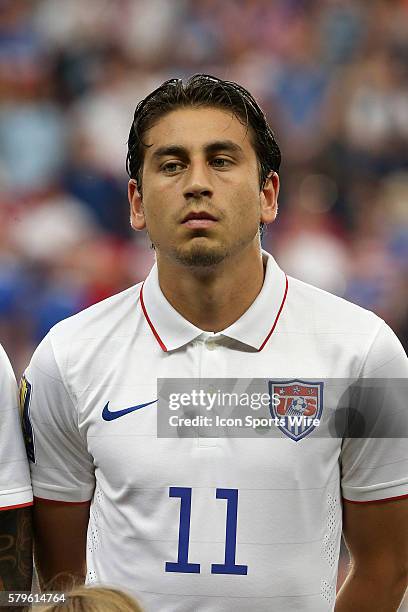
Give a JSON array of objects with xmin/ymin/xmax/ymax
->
[{"xmin": 181, "ymin": 211, "xmax": 218, "ymax": 229}]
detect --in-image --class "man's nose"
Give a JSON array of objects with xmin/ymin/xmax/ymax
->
[{"xmin": 183, "ymin": 162, "xmax": 213, "ymax": 199}]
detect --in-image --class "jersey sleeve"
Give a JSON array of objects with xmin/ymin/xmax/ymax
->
[
  {"xmin": 23, "ymin": 332, "xmax": 95, "ymax": 503},
  {"xmin": 0, "ymin": 344, "xmax": 33, "ymax": 510},
  {"xmin": 340, "ymin": 321, "xmax": 408, "ymax": 503}
]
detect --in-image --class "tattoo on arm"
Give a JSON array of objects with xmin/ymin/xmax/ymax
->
[{"xmin": 0, "ymin": 507, "xmax": 33, "ymax": 592}]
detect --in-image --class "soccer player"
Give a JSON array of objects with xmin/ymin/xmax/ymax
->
[
  {"xmin": 0, "ymin": 344, "xmax": 33, "ymax": 597},
  {"xmin": 24, "ymin": 76, "xmax": 408, "ymax": 611}
]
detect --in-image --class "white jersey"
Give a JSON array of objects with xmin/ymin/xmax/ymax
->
[
  {"xmin": 24, "ymin": 251, "xmax": 408, "ymax": 611},
  {"xmin": 0, "ymin": 344, "xmax": 32, "ymax": 511}
]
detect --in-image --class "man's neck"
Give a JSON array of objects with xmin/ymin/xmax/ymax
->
[{"xmin": 156, "ymin": 245, "xmax": 265, "ymax": 333}]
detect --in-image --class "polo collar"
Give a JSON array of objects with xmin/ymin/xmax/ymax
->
[{"xmin": 140, "ymin": 250, "xmax": 288, "ymax": 352}]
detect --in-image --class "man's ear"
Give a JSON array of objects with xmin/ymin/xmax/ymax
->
[
  {"xmin": 128, "ymin": 179, "xmax": 146, "ymax": 230},
  {"xmin": 260, "ymin": 172, "xmax": 279, "ymax": 225}
]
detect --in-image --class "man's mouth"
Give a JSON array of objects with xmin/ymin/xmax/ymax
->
[{"xmin": 182, "ymin": 211, "xmax": 218, "ymax": 229}]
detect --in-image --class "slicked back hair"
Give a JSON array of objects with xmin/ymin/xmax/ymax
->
[{"xmin": 126, "ymin": 74, "xmax": 281, "ymax": 195}]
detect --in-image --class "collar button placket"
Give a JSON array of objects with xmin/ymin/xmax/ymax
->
[{"xmin": 197, "ymin": 333, "xmax": 219, "ymax": 447}]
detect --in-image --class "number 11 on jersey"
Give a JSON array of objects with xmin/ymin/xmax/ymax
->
[{"xmin": 165, "ymin": 487, "xmax": 248, "ymax": 575}]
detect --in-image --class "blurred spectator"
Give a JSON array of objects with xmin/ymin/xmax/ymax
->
[
  {"xmin": 272, "ymin": 173, "xmax": 349, "ymax": 295},
  {"xmin": 0, "ymin": 0, "xmax": 406, "ymax": 367},
  {"xmin": 10, "ymin": 186, "xmax": 97, "ymax": 261}
]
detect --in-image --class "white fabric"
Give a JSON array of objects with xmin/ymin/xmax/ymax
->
[
  {"xmin": 24, "ymin": 251, "xmax": 408, "ymax": 611},
  {"xmin": 0, "ymin": 345, "xmax": 33, "ymax": 510}
]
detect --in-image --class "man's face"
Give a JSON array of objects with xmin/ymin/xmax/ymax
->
[{"xmin": 129, "ymin": 106, "xmax": 278, "ymax": 267}]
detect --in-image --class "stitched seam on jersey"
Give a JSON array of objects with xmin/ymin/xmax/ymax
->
[
  {"xmin": 95, "ymin": 520, "xmax": 329, "ymax": 544},
  {"xmin": 0, "ymin": 486, "xmax": 33, "ymax": 496},
  {"xmin": 134, "ymin": 588, "xmax": 322, "ymax": 599},
  {"xmin": 32, "ymin": 481, "xmax": 93, "ymax": 496},
  {"xmin": 340, "ymin": 457, "xmax": 408, "ymax": 473},
  {"xmin": 360, "ymin": 349, "xmax": 405, "ymax": 376},
  {"xmin": 342, "ymin": 476, "xmax": 408, "ymax": 490},
  {"xmin": 95, "ymin": 471, "xmax": 339, "ymax": 491},
  {"xmin": 342, "ymin": 493, "xmax": 408, "ymax": 504},
  {"xmin": 355, "ymin": 318, "xmax": 386, "ymax": 379}
]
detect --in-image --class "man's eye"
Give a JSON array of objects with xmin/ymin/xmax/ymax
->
[
  {"xmin": 211, "ymin": 158, "xmax": 231, "ymax": 168},
  {"xmin": 161, "ymin": 162, "xmax": 184, "ymax": 173}
]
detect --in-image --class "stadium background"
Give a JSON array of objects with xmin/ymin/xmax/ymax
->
[{"xmin": 0, "ymin": 0, "xmax": 407, "ymax": 606}]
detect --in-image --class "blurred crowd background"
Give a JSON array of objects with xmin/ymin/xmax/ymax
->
[
  {"xmin": 1, "ymin": 0, "xmax": 408, "ymax": 375},
  {"xmin": 1, "ymin": 0, "xmax": 408, "ymax": 604}
]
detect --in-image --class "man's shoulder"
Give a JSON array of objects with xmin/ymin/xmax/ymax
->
[
  {"xmin": 50, "ymin": 282, "xmax": 143, "ymax": 341},
  {"xmin": 287, "ymin": 275, "xmax": 382, "ymax": 331},
  {"xmin": 27, "ymin": 282, "xmax": 144, "ymax": 380}
]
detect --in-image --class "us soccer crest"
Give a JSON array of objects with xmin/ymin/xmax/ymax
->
[{"xmin": 269, "ymin": 380, "xmax": 323, "ymax": 442}]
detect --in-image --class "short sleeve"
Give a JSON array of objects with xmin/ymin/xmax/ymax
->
[
  {"xmin": 23, "ymin": 333, "xmax": 95, "ymax": 503},
  {"xmin": 341, "ymin": 321, "xmax": 408, "ymax": 503},
  {"xmin": 0, "ymin": 344, "xmax": 33, "ymax": 510}
]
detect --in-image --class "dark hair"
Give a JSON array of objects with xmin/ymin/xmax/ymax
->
[{"xmin": 126, "ymin": 74, "xmax": 281, "ymax": 194}]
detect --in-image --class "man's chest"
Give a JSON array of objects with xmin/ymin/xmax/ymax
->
[{"xmin": 72, "ymin": 334, "xmax": 348, "ymax": 488}]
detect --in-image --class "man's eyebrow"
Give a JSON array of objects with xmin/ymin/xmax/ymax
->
[
  {"xmin": 204, "ymin": 140, "xmax": 244, "ymax": 155},
  {"xmin": 151, "ymin": 140, "xmax": 244, "ymax": 161},
  {"xmin": 151, "ymin": 145, "xmax": 188, "ymax": 161}
]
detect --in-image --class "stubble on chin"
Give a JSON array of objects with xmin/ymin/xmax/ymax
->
[{"xmin": 174, "ymin": 243, "xmax": 228, "ymax": 267}]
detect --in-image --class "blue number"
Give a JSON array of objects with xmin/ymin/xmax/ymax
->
[
  {"xmin": 165, "ymin": 487, "xmax": 200, "ymax": 573},
  {"xmin": 166, "ymin": 487, "xmax": 248, "ymax": 575},
  {"xmin": 211, "ymin": 489, "xmax": 248, "ymax": 575}
]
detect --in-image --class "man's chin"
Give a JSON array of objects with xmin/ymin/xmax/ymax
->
[{"xmin": 173, "ymin": 242, "xmax": 228, "ymax": 268}]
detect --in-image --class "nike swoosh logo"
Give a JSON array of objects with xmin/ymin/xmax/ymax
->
[{"xmin": 102, "ymin": 399, "xmax": 158, "ymax": 421}]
